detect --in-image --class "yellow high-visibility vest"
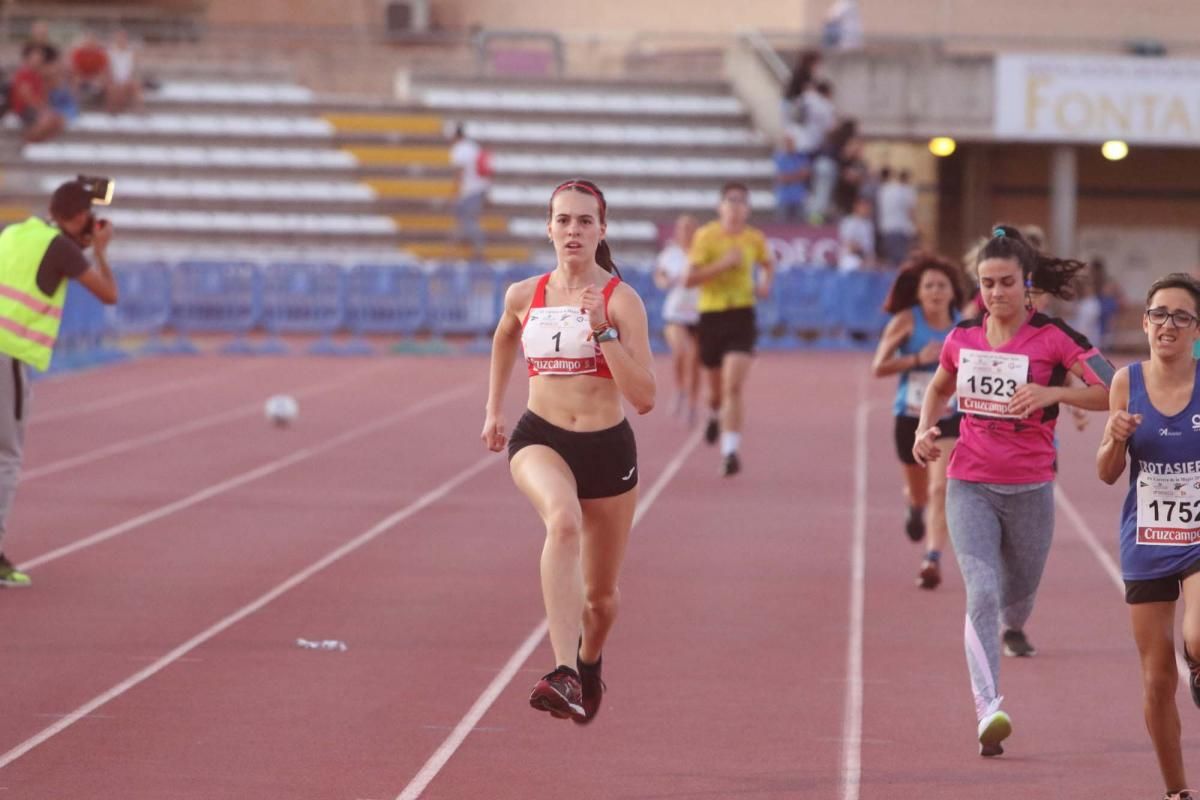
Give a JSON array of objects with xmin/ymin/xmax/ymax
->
[{"xmin": 0, "ymin": 217, "xmax": 68, "ymax": 371}]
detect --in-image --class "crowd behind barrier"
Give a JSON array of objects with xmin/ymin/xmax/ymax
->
[{"xmin": 52, "ymin": 261, "xmax": 896, "ymax": 370}]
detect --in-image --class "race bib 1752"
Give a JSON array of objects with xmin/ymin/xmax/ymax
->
[{"xmin": 1136, "ymin": 472, "xmax": 1200, "ymax": 546}]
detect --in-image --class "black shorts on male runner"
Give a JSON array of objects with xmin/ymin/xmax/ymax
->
[
  {"xmin": 507, "ymin": 410, "xmax": 638, "ymax": 499},
  {"xmin": 697, "ymin": 307, "xmax": 756, "ymax": 369},
  {"xmin": 1124, "ymin": 555, "xmax": 1200, "ymax": 604}
]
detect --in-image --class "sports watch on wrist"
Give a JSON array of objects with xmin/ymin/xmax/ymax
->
[{"xmin": 594, "ymin": 326, "xmax": 619, "ymax": 344}]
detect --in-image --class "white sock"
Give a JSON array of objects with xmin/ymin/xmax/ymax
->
[{"xmin": 720, "ymin": 431, "xmax": 741, "ymax": 456}]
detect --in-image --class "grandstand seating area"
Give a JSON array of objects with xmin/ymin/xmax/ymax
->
[{"xmin": 4, "ymin": 72, "xmax": 776, "ymax": 266}]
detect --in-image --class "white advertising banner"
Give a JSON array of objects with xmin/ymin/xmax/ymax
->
[{"xmin": 994, "ymin": 54, "xmax": 1200, "ymax": 146}]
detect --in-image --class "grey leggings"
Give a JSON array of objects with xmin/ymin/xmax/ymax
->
[{"xmin": 945, "ymin": 478, "xmax": 1055, "ymax": 720}]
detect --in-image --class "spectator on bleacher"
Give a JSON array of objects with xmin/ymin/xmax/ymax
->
[
  {"xmin": 833, "ymin": 135, "xmax": 870, "ymax": 220},
  {"xmin": 805, "ymin": 118, "xmax": 856, "ymax": 224},
  {"xmin": 9, "ymin": 46, "xmax": 64, "ymax": 143},
  {"xmin": 104, "ymin": 30, "xmax": 142, "ymax": 113},
  {"xmin": 773, "ymin": 131, "xmax": 811, "ymax": 222},
  {"xmin": 68, "ymin": 33, "xmax": 109, "ymax": 108},
  {"xmin": 46, "ymin": 56, "xmax": 80, "ymax": 124},
  {"xmin": 822, "ymin": 0, "xmax": 864, "ymax": 50},
  {"xmin": 449, "ymin": 123, "xmax": 490, "ymax": 261},
  {"xmin": 0, "ymin": 179, "xmax": 120, "ymax": 588},
  {"xmin": 780, "ymin": 50, "xmax": 819, "ymax": 129},
  {"xmin": 654, "ymin": 214, "xmax": 701, "ymax": 424},
  {"xmin": 794, "ymin": 80, "xmax": 836, "ymax": 159},
  {"xmin": 878, "ymin": 168, "xmax": 918, "ymax": 267},
  {"xmin": 22, "ymin": 20, "xmax": 59, "ymax": 65},
  {"xmin": 838, "ymin": 197, "xmax": 875, "ymax": 271}
]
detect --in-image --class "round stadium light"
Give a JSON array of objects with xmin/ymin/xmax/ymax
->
[
  {"xmin": 928, "ymin": 136, "xmax": 957, "ymax": 157},
  {"xmin": 1101, "ymin": 140, "xmax": 1129, "ymax": 161}
]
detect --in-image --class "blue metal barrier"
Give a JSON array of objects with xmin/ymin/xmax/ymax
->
[
  {"xmin": 59, "ymin": 261, "xmax": 909, "ymax": 364},
  {"xmin": 112, "ymin": 261, "xmax": 177, "ymax": 354},
  {"xmin": 426, "ymin": 264, "xmax": 502, "ymax": 353},
  {"xmin": 48, "ymin": 282, "xmax": 126, "ymax": 374},
  {"xmin": 777, "ymin": 269, "xmax": 839, "ymax": 349},
  {"xmin": 838, "ymin": 270, "xmax": 892, "ymax": 347},
  {"xmin": 344, "ymin": 264, "xmax": 427, "ymax": 354},
  {"xmin": 260, "ymin": 262, "xmax": 345, "ymax": 355},
  {"xmin": 171, "ymin": 260, "xmax": 261, "ymax": 354}
]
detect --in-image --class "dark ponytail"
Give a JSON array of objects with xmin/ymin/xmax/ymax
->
[
  {"xmin": 548, "ymin": 178, "xmax": 622, "ymax": 279},
  {"xmin": 595, "ymin": 240, "xmax": 621, "ymax": 278},
  {"xmin": 977, "ymin": 224, "xmax": 1085, "ymax": 300}
]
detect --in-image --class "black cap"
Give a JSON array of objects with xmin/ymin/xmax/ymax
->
[{"xmin": 50, "ymin": 181, "xmax": 93, "ymax": 219}]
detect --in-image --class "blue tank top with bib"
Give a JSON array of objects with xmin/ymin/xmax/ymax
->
[
  {"xmin": 892, "ymin": 305, "xmax": 960, "ymax": 419},
  {"xmin": 1120, "ymin": 361, "xmax": 1200, "ymax": 580}
]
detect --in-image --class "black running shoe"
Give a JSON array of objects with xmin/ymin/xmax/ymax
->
[
  {"xmin": 1185, "ymin": 650, "xmax": 1200, "ymax": 709},
  {"xmin": 904, "ymin": 506, "xmax": 925, "ymax": 542},
  {"xmin": 720, "ymin": 452, "xmax": 741, "ymax": 477},
  {"xmin": 917, "ymin": 558, "xmax": 941, "ymax": 590},
  {"xmin": 574, "ymin": 650, "xmax": 605, "ymax": 725},
  {"xmin": 529, "ymin": 666, "xmax": 585, "ymax": 721},
  {"xmin": 704, "ymin": 417, "xmax": 719, "ymax": 445},
  {"xmin": 1002, "ymin": 629, "xmax": 1036, "ymax": 657}
]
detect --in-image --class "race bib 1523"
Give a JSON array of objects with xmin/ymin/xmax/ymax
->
[{"xmin": 956, "ymin": 349, "xmax": 1028, "ymax": 418}]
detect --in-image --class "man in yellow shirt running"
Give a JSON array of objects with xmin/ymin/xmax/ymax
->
[{"xmin": 685, "ymin": 182, "xmax": 775, "ymax": 476}]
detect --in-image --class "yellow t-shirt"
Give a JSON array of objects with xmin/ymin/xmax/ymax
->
[{"xmin": 688, "ymin": 221, "xmax": 770, "ymax": 313}]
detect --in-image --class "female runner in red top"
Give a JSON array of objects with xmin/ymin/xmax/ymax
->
[{"xmin": 481, "ymin": 179, "xmax": 655, "ymax": 723}]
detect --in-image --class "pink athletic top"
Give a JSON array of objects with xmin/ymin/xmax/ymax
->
[{"xmin": 939, "ymin": 311, "xmax": 1111, "ymax": 484}]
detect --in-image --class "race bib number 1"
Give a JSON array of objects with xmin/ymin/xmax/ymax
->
[
  {"xmin": 523, "ymin": 306, "xmax": 597, "ymax": 375},
  {"xmin": 956, "ymin": 349, "xmax": 1028, "ymax": 418},
  {"xmin": 1136, "ymin": 472, "xmax": 1200, "ymax": 546}
]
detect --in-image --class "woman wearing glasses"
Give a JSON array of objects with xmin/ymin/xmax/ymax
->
[
  {"xmin": 912, "ymin": 225, "xmax": 1114, "ymax": 757},
  {"xmin": 1099, "ymin": 274, "xmax": 1200, "ymax": 800}
]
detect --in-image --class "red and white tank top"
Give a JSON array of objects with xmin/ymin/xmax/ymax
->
[{"xmin": 520, "ymin": 272, "xmax": 620, "ymax": 378}]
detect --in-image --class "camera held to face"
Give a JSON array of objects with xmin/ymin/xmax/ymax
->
[{"xmin": 74, "ymin": 175, "xmax": 115, "ymax": 244}]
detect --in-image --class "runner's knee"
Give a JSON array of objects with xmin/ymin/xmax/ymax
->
[{"xmin": 544, "ymin": 507, "xmax": 582, "ymax": 544}]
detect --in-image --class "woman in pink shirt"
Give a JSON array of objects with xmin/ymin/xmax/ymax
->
[{"xmin": 912, "ymin": 225, "xmax": 1114, "ymax": 757}]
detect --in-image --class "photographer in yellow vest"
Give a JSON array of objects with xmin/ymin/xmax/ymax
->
[{"xmin": 0, "ymin": 179, "xmax": 118, "ymax": 586}]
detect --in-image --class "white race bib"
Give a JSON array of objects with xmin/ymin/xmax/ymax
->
[
  {"xmin": 1136, "ymin": 472, "xmax": 1200, "ymax": 546},
  {"xmin": 903, "ymin": 371, "xmax": 956, "ymax": 418},
  {"xmin": 956, "ymin": 349, "xmax": 1028, "ymax": 418},
  {"xmin": 523, "ymin": 306, "xmax": 598, "ymax": 375}
]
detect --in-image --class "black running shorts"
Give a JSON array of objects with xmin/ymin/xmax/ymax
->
[
  {"xmin": 893, "ymin": 414, "xmax": 962, "ymax": 466},
  {"xmin": 508, "ymin": 410, "xmax": 638, "ymax": 499},
  {"xmin": 697, "ymin": 307, "xmax": 757, "ymax": 369},
  {"xmin": 1124, "ymin": 556, "xmax": 1200, "ymax": 604}
]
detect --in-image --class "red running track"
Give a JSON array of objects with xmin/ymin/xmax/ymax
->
[{"xmin": 0, "ymin": 352, "xmax": 1188, "ymax": 799}]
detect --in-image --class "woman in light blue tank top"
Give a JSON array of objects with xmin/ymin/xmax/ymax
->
[
  {"xmin": 1099, "ymin": 273, "xmax": 1200, "ymax": 800},
  {"xmin": 872, "ymin": 254, "xmax": 965, "ymax": 590}
]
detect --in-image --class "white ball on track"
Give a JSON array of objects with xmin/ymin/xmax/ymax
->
[{"xmin": 264, "ymin": 394, "xmax": 299, "ymax": 427}]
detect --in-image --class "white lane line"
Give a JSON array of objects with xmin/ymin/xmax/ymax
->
[
  {"xmin": 840, "ymin": 380, "xmax": 867, "ymax": 800},
  {"xmin": 18, "ymin": 383, "xmax": 475, "ymax": 572},
  {"xmin": 394, "ymin": 427, "xmax": 704, "ymax": 800},
  {"xmin": 22, "ymin": 362, "xmax": 388, "ymax": 481},
  {"xmin": 1056, "ymin": 486, "xmax": 1191, "ymax": 685},
  {"xmin": 30, "ymin": 361, "xmax": 259, "ymax": 425},
  {"xmin": 0, "ymin": 454, "xmax": 500, "ymax": 770}
]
